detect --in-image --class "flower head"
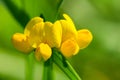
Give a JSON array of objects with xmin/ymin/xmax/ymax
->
[
  {"xmin": 12, "ymin": 33, "xmax": 33, "ymax": 53},
  {"xmin": 12, "ymin": 17, "xmax": 62, "ymax": 61},
  {"xmin": 12, "ymin": 13, "xmax": 93, "ymax": 61},
  {"xmin": 60, "ymin": 14, "xmax": 93, "ymax": 58}
]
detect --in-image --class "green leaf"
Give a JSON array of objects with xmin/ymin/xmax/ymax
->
[
  {"xmin": 0, "ymin": 4, "xmax": 23, "ymax": 51},
  {"xmin": 3, "ymin": 0, "xmax": 30, "ymax": 27},
  {"xmin": 3, "ymin": 0, "xmax": 63, "ymax": 27},
  {"xmin": 52, "ymin": 48, "xmax": 81, "ymax": 80}
]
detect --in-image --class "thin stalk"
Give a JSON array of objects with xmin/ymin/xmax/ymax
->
[
  {"xmin": 57, "ymin": 0, "xmax": 63, "ymax": 9},
  {"xmin": 25, "ymin": 53, "xmax": 34, "ymax": 80},
  {"xmin": 42, "ymin": 57, "xmax": 53, "ymax": 80},
  {"xmin": 52, "ymin": 48, "xmax": 81, "ymax": 80}
]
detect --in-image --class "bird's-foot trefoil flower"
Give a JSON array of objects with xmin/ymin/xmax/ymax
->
[
  {"xmin": 12, "ymin": 17, "xmax": 62, "ymax": 61},
  {"xmin": 12, "ymin": 13, "xmax": 93, "ymax": 61},
  {"xmin": 59, "ymin": 14, "xmax": 93, "ymax": 58}
]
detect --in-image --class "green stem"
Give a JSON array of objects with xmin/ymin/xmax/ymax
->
[
  {"xmin": 43, "ymin": 57, "xmax": 53, "ymax": 80},
  {"xmin": 25, "ymin": 53, "xmax": 34, "ymax": 80},
  {"xmin": 52, "ymin": 48, "xmax": 81, "ymax": 80},
  {"xmin": 57, "ymin": 0, "xmax": 63, "ymax": 9}
]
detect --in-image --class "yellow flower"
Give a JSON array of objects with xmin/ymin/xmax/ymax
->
[
  {"xmin": 12, "ymin": 33, "xmax": 33, "ymax": 53},
  {"xmin": 12, "ymin": 17, "xmax": 62, "ymax": 61},
  {"xmin": 12, "ymin": 13, "xmax": 93, "ymax": 60},
  {"xmin": 60, "ymin": 14, "xmax": 93, "ymax": 58}
]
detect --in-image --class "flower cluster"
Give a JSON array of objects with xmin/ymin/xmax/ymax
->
[{"xmin": 12, "ymin": 14, "xmax": 93, "ymax": 61}]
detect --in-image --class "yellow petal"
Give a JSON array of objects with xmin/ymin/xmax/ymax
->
[
  {"xmin": 60, "ymin": 14, "xmax": 77, "ymax": 42},
  {"xmin": 44, "ymin": 21, "xmax": 62, "ymax": 48},
  {"xmin": 63, "ymin": 14, "xmax": 75, "ymax": 27},
  {"xmin": 60, "ymin": 39, "xmax": 79, "ymax": 58},
  {"xmin": 77, "ymin": 29, "xmax": 93, "ymax": 49},
  {"xmin": 24, "ymin": 17, "xmax": 43, "ymax": 36},
  {"xmin": 12, "ymin": 33, "xmax": 33, "ymax": 53},
  {"xmin": 35, "ymin": 43, "xmax": 52, "ymax": 61},
  {"xmin": 29, "ymin": 22, "xmax": 44, "ymax": 48}
]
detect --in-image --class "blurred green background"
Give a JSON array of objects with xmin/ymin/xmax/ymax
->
[{"xmin": 0, "ymin": 0, "xmax": 120, "ymax": 80}]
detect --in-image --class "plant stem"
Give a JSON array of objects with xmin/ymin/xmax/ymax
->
[
  {"xmin": 25, "ymin": 53, "xmax": 34, "ymax": 80},
  {"xmin": 52, "ymin": 48, "xmax": 81, "ymax": 80},
  {"xmin": 43, "ymin": 57, "xmax": 53, "ymax": 80}
]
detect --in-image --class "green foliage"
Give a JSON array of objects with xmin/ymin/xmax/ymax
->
[
  {"xmin": 89, "ymin": 0, "xmax": 120, "ymax": 21},
  {"xmin": 0, "ymin": 0, "xmax": 120, "ymax": 80}
]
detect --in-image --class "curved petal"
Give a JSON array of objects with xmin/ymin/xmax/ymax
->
[
  {"xmin": 12, "ymin": 33, "xmax": 33, "ymax": 53},
  {"xmin": 77, "ymin": 29, "xmax": 93, "ymax": 49},
  {"xmin": 60, "ymin": 14, "xmax": 77, "ymax": 42},
  {"xmin": 35, "ymin": 43, "xmax": 52, "ymax": 61},
  {"xmin": 29, "ymin": 22, "xmax": 44, "ymax": 48},
  {"xmin": 63, "ymin": 14, "xmax": 75, "ymax": 27},
  {"xmin": 44, "ymin": 21, "xmax": 62, "ymax": 48},
  {"xmin": 24, "ymin": 17, "xmax": 43, "ymax": 36},
  {"xmin": 60, "ymin": 39, "xmax": 79, "ymax": 58}
]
